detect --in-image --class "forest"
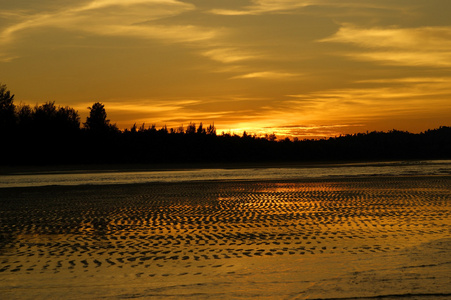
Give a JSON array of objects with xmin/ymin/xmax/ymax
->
[{"xmin": 1, "ymin": 83, "xmax": 451, "ymax": 166}]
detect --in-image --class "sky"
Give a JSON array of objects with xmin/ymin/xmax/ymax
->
[{"xmin": 1, "ymin": 0, "xmax": 451, "ymax": 139}]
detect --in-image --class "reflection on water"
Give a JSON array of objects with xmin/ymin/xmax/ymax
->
[{"xmin": 1, "ymin": 160, "xmax": 451, "ymax": 188}]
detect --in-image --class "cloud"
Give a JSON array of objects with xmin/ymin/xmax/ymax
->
[
  {"xmin": 82, "ymin": 0, "xmax": 187, "ymax": 10},
  {"xmin": 260, "ymin": 124, "xmax": 361, "ymax": 139},
  {"xmin": 89, "ymin": 99, "xmax": 202, "ymax": 114},
  {"xmin": 323, "ymin": 25, "xmax": 451, "ymax": 50},
  {"xmin": 210, "ymin": 0, "xmax": 316, "ymax": 15},
  {"xmin": 202, "ymin": 48, "xmax": 263, "ymax": 64},
  {"xmin": 321, "ymin": 24, "xmax": 451, "ymax": 67},
  {"xmin": 88, "ymin": 96, "xmax": 260, "ymax": 122},
  {"xmin": 200, "ymin": 46, "xmax": 298, "ymax": 79},
  {"xmin": 209, "ymin": 0, "xmax": 407, "ymax": 16},
  {"xmin": 349, "ymin": 51, "xmax": 451, "ymax": 67},
  {"xmin": 89, "ymin": 75, "xmax": 451, "ymax": 134},
  {"xmin": 0, "ymin": 0, "xmax": 216, "ymax": 45},
  {"xmin": 86, "ymin": 95, "xmax": 292, "ymax": 132},
  {"xmin": 0, "ymin": 53, "xmax": 18, "ymax": 63},
  {"xmin": 88, "ymin": 24, "xmax": 216, "ymax": 43},
  {"xmin": 231, "ymin": 71, "xmax": 300, "ymax": 79},
  {"xmin": 288, "ymin": 77, "xmax": 451, "ymax": 119},
  {"xmin": 356, "ymin": 77, "xmax": 451, "ymax": 84}
]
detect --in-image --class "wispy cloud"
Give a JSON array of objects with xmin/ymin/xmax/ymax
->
[
  {"xmin": 83, "ymin": 0, "xmax": 187, "ymax": 10},
  {"xmin": 321, "ymin": 24, "xmax": 451, "ymax": 67},
  {"xmin": 83, "ymin": 95, "xmax": 291, "ymax": 132},
  {"xmin": 322, "ymin": 25, "xmax": 451, "ymax": 50},
  {"xmin": 75, "ymin": 98, "xmax": 204, "ymax": 128},
  {"xmin": 200, "ymin": 43, "xmax": 297, "ymax": 80},
  {"xmin": 85, "ymin": 99, "xmax": 202, "ymax": 114},
  {"xmin": 210, "ymin": 1, "xmax": 407, "ymax": 16},
  {"xmin": 210, "ymin": 0, "xmax": 312, "ymax": 16},
  {"xmin": 288, "ymin": 77, "xmax": 451, "ymax": 120},
  {"xmin": 260, "ymin": 124, "xmax": 361, "ymax": 139},
  {"xmin": 0, "ymin": 0, "xmax": 216, "ymax": 45},
  {"xmin": 356, "ymin": 77, "xmax": 451, "ymax": 84},
  {"xmin": 0, "ymin": 52, "xmax": 18, "ymax": 63},
  {"xmin": 231, "ymin": 71, "xmax": 300, "ymax": 80},
  {"xmin": 349, "ymin": 51, "xmax": 451, "ymax": 67},
  {"xmin": 202, "ymin": 47, "xmax": 264, "ymax": 64}
]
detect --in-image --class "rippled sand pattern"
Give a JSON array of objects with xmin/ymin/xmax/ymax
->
[{"xmin": 1, "ymin": 176, "xmax": 451, "ymax": 299}]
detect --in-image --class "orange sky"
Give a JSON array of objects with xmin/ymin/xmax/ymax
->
[{"xmin": 1, "ymin": 0, "xmax": 451, "ymax": 139}]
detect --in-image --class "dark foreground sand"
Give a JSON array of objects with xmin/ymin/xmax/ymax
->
[{"xmin": 1, "ymin": 176, "xmax": 450, "ymax": 299}]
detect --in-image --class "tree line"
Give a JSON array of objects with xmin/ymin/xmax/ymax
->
[{"xmin": 1, "ymin": 83, "xmax": 450, "ymax": 165}]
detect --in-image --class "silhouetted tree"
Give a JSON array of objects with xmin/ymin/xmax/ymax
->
[
  {"xmin": 159, "ymin": 125, "xmax": 168, "ymax": 134},
  {"xmin": 16, "ymin": 103, "xmax": 33, "ymax": 131},
  {"xmin": 206, "ymin": 123, "xmax": 216, "ymax": 136},
  {"xmin": 197, "ymin": 122, "xmax": 206, "ymax": 135},
  {"xmin": 265, "ymin": 133, "xmax": 277, "ymax": 142},
  {"xmin": 176, "ymin": 125, "xmax": 184, "ymax": 134},
  {"xmin": 84, "ymin": 102, "xmax": 116, "ymax": 134},
  {"xmin": 32, "ymin": 102, "xmax": 79, "ymax": 131},
  {"xmin": 57, "ymin": 106, "xmax": 80, "ymax": 132},
  {"xmin": 138, "ymin": 123, "xmax": 146, "ymax": 132},
  {"xmin": 0, "ymin": 83, "xmax": 16, "ymax": 132},
  {"xmin": 186, "ymin": 122, "xmax": 196, "ymax": 135}
]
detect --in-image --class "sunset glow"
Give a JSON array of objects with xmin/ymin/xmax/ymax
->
[{"xmin": 1, "ymin": 0, "xmax": 450, "ymax": 139}]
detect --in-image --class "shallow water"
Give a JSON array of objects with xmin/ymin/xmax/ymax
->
[
  {"xmin": 0, "ymin": 176, "xmax": 450, "ymax": 299},
  {"xmin": 1, "ymin": 160, "xmax": 451, "ymax": 188}
]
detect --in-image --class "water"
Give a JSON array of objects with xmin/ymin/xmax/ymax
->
[{"xmin": 1, "ymin": 160, "xmax": 451, "ymax": 188}]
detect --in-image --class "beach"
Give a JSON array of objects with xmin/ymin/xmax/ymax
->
[{"xmin": 1, "ymin": 176, "xmax": 450, "ymax": 299}]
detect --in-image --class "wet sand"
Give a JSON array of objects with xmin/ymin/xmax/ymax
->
[{"xmin": 1, "ymin": 176, "xmax": 450, "ymax": 299}]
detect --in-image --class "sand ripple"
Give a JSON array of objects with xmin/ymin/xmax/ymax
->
[{"xmin": 0, "ymin": 176, "xmax": 450, "ymax": 299}]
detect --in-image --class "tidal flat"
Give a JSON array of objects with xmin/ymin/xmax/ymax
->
[{"xmin": 1, "ymin": 176, "xmax": 450, "ymax": 299}]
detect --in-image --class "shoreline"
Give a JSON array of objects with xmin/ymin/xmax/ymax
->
[
  {"xmin": 1, "ymin": 159, "xmax": 450, "ymax": 176},
  {"xmin": 1, "ymin": 174, "xmax": 451, "ymax": 191}
]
